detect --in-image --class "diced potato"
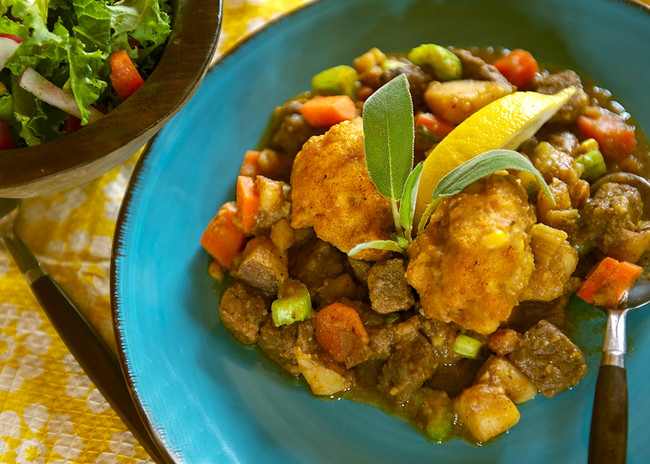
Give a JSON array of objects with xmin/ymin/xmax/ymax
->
[
  {"xmin": 475, "ymin": 355, "xmax": 538, "ymax": 404},
  {"xmin": 454, "ymin": 383, "xmax": 520, "ymax": 443},
  {"xmin": 294, "ymin": 347, "xmax": 351, "ymax": 396},
  {"xmin": 270, "ymin": 218, "xmax": 295, "ymax": 252},
  {"xmin": 424, "ymin": 80, "xmax": 515, "ymax": 124}
]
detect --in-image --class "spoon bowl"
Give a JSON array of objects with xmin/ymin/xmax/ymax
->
[{"xmin": 588, "ymin": 256, "xmax": 650, "ymax": 464}]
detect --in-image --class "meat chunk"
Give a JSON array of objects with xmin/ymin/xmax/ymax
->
[
  {"xmin": 537, "ymin": 128, "xmax": 580, "ymax": 157},
  {"xmin": 486, "ymin": 329, "xmax": 520, "ymax": 357},
  {"xmin": 290, "ymin": 119, "xmax": 394, "ymax": 260},
  {"xmin": 533, "ymin": 71, "xmax": 589, "ymax": 125},
  {"xmin": 380, "ymin": 63, "xmax": 432, "ymax": 109},
  {"xmin": 378, "ymin": 333, "xmax": 436, "ymax": 404},
  {"xmin": 316, "ymin": 273, "xmax": 365, "ymax": 307},
  {"xmin": 531, "ymin": 142, "xmax": 589, "ymax": 209},
  {"xmin": 419, "ymin": 318, "xmax": 461, "ymax": 363},
  {"xmin": 581, "ymin": 182, "xmax": 650, "ymax": 262},
  {"xmin": 289, "ymin": 237, "xmax": 347, "ymax": 293},
  {"xmin": 406, "ymin": 176, "xmax": 536, "ymax": 334},
  {"xmin": 219, "ymin": 282, "xmax": 269, "ymax": 344},
  {"xmin": 453, "ymin": 48, "xmax": 511, "ymax": 85},
  {"xmin": 367, "ymin": 258, "xmax": 414, "ymax": 314},
  {"xmin": 232, "ymin": 236, "xmax": 288, "ymax": 297},
  {"xmin": 367, "ymin": 316, "xmax": 421, "ymax": 363},
  {"xmin": 268, "ymin": 100, "xmax": 325, "ymax": 156},
  {"xmin": 509, "ymin": 319, "xmax": 586, "ymax": 398},
  {"xmin": 257, "ymin": 316, "xmax": 300, "ymax": 375}
]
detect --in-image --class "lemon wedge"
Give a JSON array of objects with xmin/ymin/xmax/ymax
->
[{"xmin": 414, "ymin": 86, "xmax": 577, "ymax": 224}]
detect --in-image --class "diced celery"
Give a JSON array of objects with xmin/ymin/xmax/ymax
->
[
  {"xmin": 453, "ymin": 334, "xmax": 483, "ymax": 359},
  {"xmin": 311, "ymin": 65, "xmax": 359, "ymax": 98},
  {"xmin": 384, "ymin": 313, "xmax": 400, "ymax": 324},
  {"xmin": 575, "ymin": 149, "xmax": 606, "ymax": 181},
  {"xmin": 271, "ymin": 286, "xmax": 312, "ymax": 326},
  {"xmin": 573, "ymin": 243, "xmax": 593, "ymax": 257},
  {"xmin": 413, "ymin": 389, "xmax": 455, "ymax": 442},
  {"xmin": 381, "ymin": 58, "xmax": 405, "ymax": 71},
  {"xmin": 407, "ymin": 44, "xmax": 462, "ymax": 80}
]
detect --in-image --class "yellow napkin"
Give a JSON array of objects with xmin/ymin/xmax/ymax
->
[{"xmin": 0, "ymin": 1, "xmax": 310, "ymax": 462}]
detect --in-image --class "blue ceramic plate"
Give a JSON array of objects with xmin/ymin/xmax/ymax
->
[{"xmin": 112, "ymin": 0, "xmax": 650, "ymax": 462}]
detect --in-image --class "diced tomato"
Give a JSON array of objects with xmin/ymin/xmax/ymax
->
[
  {"xmin": 493, "ymin": 49, "xmax": 539, "ymax": 88},
  {"xmin": 109, "ymin": 50, "xmax": 145, "ymax": 100},
  {"xmin": 0, "ymin": 121, "xmax": 15, "ymax": 150},
  {"xmin": 577, "ymin": 108, "xmax": 636, "ymax": 160},
  {"xmin": 200, "ymin": 202, "xmax": 247, "ymax": 269},
  {"xmin": 65, "ymin": 116, "xmax": 82, "ymax": 134}
]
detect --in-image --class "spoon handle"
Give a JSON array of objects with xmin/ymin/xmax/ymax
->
[
  {"xmin": 588, "ymin": 365, "xmax": 628, "ymax": 464},
  {"xmin": 2, "ymin": 233, "xmax": 175, "ymax": 464},
  {"xmin": 588, "ymin": 306, "xmax": 629, "ymax": 464}
]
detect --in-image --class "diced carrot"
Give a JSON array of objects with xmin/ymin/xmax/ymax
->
[
  {"xmin": 236, "ymin": 175, "xmax": 260, "ymax": 234},
  {"xmin": 109, "ymin": 50, "xmax": 145, "ymax": 100},
  {"xmin": 414, "ymin": 112, "xmax": 455, "ymax": 150},
  {"xmin": 0, "ymin": 121, "xmax": 15, "ymax": 149},
  {"xmin": 577, "ymin": 108, "xmax": 636, "ymax": 161},
  {"xmin": 239, "ymin": 150, "xmax": 260, "ymax": 177},
  {"xmin": 576, "ymin": 256, "xmax": 643, "ymax": 307},
  {"xmin": 200, "ymin": 202, "xmax": 247, "ymax": 269},
  {"xmin": 493, "ymin": 49, "xmax": 539, "ymax": 89},
  {"xmin": 300, "ymin": 95, "xmax": 357, "ymax": 127},
  {"xmin": 315, "ymin": 302, "xmax": 369, "ymax": 363}
]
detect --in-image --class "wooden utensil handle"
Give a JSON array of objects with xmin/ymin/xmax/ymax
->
[
  {"xmin": 588, "ymin": 364, "xmax": 628, "ymax": 464},
  {"xmin": 3, "ymin": 232, "xmax": 174, "ymax": 464}
]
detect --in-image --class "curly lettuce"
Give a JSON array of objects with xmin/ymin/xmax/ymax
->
[{"xmin": 0, "ymin": 0, "xmax": 171, "ymax": 145}]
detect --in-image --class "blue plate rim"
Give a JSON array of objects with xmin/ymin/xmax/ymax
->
[{"xmin": 110, "ymin": 0, "xmax": 650, "ymax": 460}]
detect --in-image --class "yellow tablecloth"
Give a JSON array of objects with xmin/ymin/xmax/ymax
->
[{"xmin": 0, "ymin": 1, "xmax": 309, "ymax": 462}]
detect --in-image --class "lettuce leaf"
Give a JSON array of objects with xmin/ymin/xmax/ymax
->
[
  {"xmin": 109, "ymin": 0, "xmax": 171, "ymax": 74},
  {"xmin": 0, "ymin": 0, "xmax": 170, "ymax": 145}
]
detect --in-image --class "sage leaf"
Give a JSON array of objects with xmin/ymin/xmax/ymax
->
[
  {"xmin": 348, "ymin": 239, "xmax": 405, "ymax": 257},
  {"xmin": 363, "ymin": 73, "xmax": 414, "ymax": 200},
  {"xmin": 432, "ymin": 149, "xmax": 554, "ymax": 201},
  {"xmin": 399, "ymin": 161, "xmax": 423, "ymax": 235}
]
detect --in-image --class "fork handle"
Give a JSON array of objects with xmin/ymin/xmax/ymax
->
[{"xmin": 588, "ymin": 364, "xmax": 628, "ymax": 464}]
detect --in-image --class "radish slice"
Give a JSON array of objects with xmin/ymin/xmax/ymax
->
[
  {"xmin": 19, "ymin": 67, "xmax": 103, "ymax": 123},
  {"xmin": 0, "ymin": 35, "xmax": 22, "ymax": 69}
]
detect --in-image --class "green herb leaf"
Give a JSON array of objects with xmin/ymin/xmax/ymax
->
[
  {"xmin": 363, "ymin": 73, "xmax": 414, "ymax": 200},
  {"xmin": 432, "ymin": 149, "xmax": 554, "ymax": 201},
  {"xmin": 348, "ymin": 239, "xmax": 406, "ymax": 257},
  {"xmin": 399, "ymin": 161, "xmax": 423, "ymax": 236}
]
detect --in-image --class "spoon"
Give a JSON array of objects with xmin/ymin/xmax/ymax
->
[
  {"xmin": 0, "ymin": 198, "xmax": 175, "ymax": 464},
  {"xmin": 587, "ymin": 172, "xmax": 650, "ymax": 463},
  {"xmin": 588, "ymin": 269, "xmax": 650, "ymax": 464}
]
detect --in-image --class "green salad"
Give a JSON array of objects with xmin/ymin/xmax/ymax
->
[{"xmin": 0, "ymin": 0, "xmax": 171, "ymax": 148}]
